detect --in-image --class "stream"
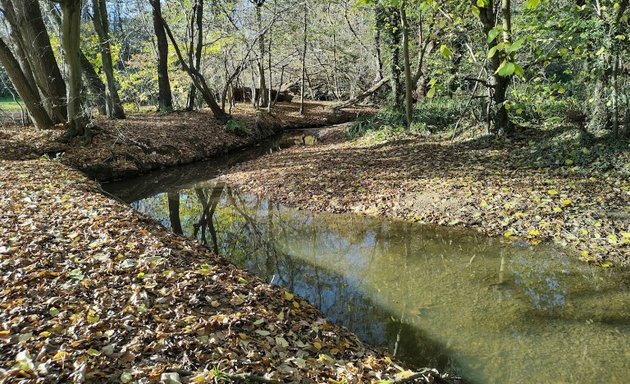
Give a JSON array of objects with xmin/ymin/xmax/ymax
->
[{"xmin": 104, "ymin": 127, "xmax": 630, "ymax": 384}]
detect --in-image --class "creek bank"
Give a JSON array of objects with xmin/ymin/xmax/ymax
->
[
  {"xmin": 0, "ymin": 159, "xmax": 449, "ymax": 383},
  {"xmin": 0, "ymin": 102, "xmax": 371, "ymax": 181},
  {"xmin": 222, "ymin": 125, "xmax": 630, "ymax": 266}
]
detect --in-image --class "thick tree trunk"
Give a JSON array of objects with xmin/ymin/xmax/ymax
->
[
  {"xmin": 5, "ymin": 0, "xmax": 67, "ymax": 124},
  {"xmin": 376, "ymin": 5, "xmax": 403, "ymax": 106},
  {"xmin": 475, "ymin": 0, "xmax": 512, "ymax": 135},
  {"xmin": 168, "ymin": 192, "xmax": 183, "ymax": 235},
  {"xmin": 0, "ymin": 37, "xmax": 54, "ymax": 129},
  {"xmin": 150, "ymin": 0, "xmax": 174, "ymax": 113},
  {"xmin": 61, "ymin": 0, "xmax": 87, "ymax": 138},
  {"xmin": 92, "ymin": 0, "xmax": 125, "ymax": 119},
  {"xmin": 46, "ymin": 4, "xmax": 108, "ymax": 116}
]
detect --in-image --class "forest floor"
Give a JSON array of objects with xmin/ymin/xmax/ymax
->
[
  {"xmin": 222, "ymin": 124, "xmax": 630, "ymax": 267},
  {"xmin": 0, "ymin": 159, "xmax": 444, "ymax": 383},
  {"xmin": 0, "ymin": 102, "xmax": 370, "ymax": 180}
]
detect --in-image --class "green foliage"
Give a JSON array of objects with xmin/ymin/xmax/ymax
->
[
  {"xmin": 225, "ymin": 118, "xmax": 250, "ymax": 137},
  {"xmin": 348, "ymin": 98, "xmax": 463, "ymax": 139}
]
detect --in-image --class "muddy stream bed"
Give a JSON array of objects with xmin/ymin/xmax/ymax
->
[{"xmin": 104, "ymin": 127, "xmax": 630, "ymax": 384}]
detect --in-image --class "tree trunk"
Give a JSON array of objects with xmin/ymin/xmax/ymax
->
[
  {"xmin": 61, "ymin": 0, "xmax": 87, "ymax": 139},
  {"xmin": 0, "ymin": 37, "xmax": 54, "ymax": 129},
  {"xmin": 156, "ymin": 6, "xmax": 229, "ymax": 123},
  {"xmin": 79, "ymin": 50, "xmax": 108, "ymax": 116},
  {"xmin": 5, "ymin": 0, "xmax": 67, "ymax": 124},
  {"xmin": 92, "ymin": 0, "xmax": 125, "ymax": 119},
  {"xmin": 168, "ymin": 192, "xmax": 183, "ymax": 235},
  {"xmin": 186, "ymin": 0, "xmax": 205, "ymax": 111},
  {"xmin": 150, "ymin": 0, "xmax": 174, "ymax": 113},
  {"xmin": 256, "ymin": 2, "xmax": 268, "ymax": 108},
  {"xmin": 400, "ymin": 2, "xmax": 413, "ymax": 127},
  {"xmin": 45, "ymin": 4, "xmax": 108, "ymax": 116},
  {"xmin": 475, "ymin": 0, "xmax": 512, "ymax": 135},
  {"xmin": 299, "ymin": 0, "xmax": 307, "ymax": 115},
  {"xmin": 376, "ymin": 5, "xmax": 403, "ymax": 106}
]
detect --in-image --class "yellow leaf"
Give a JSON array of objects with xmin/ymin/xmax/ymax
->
[
  {"xmin": 607, "ymin": 234, "xmax": 618, "ymax": 244},
  {"xmin": 553, "ymin": 207, "xmax": 563, "ymax": 213},
  {"xmin": 528, "ymin": 228, "xmax": 541, "ymax": 237},
  {"xmin": 283, "ymin": 292, "xmax": 294, "ymax": 301},
  {"xmin": 547, "ymin": 189, "xmax": 558, "ymax": 195},
  {"xmin": 503, "ymin": 231, "xmax": 515, "ymax": 237},
  {"xmin": 561, "ymin": 199, "xmax": 572, "ymax": 206},
  {"xmin": 292, "ymin": 301, "xmax": 300, "ymax": 309},
  {"xmin": 396, "ymin": 371, "xmax": 415, "ymax": 379},
  {"xmin": 87, "ymin": 348, "xmax": 101, "ymax": 357},
  {"xmin": 601, "ymin": 262, "xmax": 613, "ymax": 268},
  {"xmin": 313, "ymin": 341, "xmax": 322, "ymax": 350},
  {"xmin": 53, "ymin": 351, "xmax": 71, "ymax": 360},
  {"xmin": 319, "ymin": 354, "xmax": 334, "ymax": 363},
  {"xmin": 564, "ymin": 159, "xmax": 574, "ymax": 165}
]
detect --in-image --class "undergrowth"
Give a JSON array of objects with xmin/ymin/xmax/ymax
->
[{"xmin": 346, "ymin": 96, "xmax": 630, "ymax": 176}]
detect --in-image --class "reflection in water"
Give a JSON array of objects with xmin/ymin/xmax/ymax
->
[{"xmin": 125, "ymin": 181, "xmax": 630, "ymax": 384}]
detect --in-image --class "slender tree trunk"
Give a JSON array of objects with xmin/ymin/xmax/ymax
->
[
  {"xmin": 186, "ymin": 0, "xmax": 204, "ymax": 111},
  {"xmin": 79, "ymin": 51, "xmax": 108, "ymax": 116},
  {"xmin": 256, "ymin": 2, "xmax": 268, "ymax": 108},
  {"xmin": 400, "ymin": 2, "xmax": 413, "ymax": 127},
  {"xmin": 61, "ymin": 0, "xmax": 87, "ymax": 139},
  {"xmin": 267, "ymin": 19, "xmax": 273, "ymax": 112},
  {"xmin": 156, "ymin": 7, "xmax": 229, "ymax": 122},
  {"xmin": 299, "ymin": 0, "xmax": 307, "ymax": 115},
  {"xmin": 150, "ymin": 0, "xmax": 174, "ymax": 112},
  {"xmin": 374, "ymin": 25, "xmax": 384, "ymax": 81},
  {"xmin": 0, "ymin": 37, "xmax": 54, "ymax": 129},
  {"xmin": 92, "ymin": 0, "xmax": 125, "ymax": 119}
]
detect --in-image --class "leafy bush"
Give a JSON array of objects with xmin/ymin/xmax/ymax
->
[
  {"xmin": 347, "ymin": 97, "xmax": 465, "ymax": 139},
  {"xmin": 225, "ymin": 118, "xmax": 249, "ymax": 137}
]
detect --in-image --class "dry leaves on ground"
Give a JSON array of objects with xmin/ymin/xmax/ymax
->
[
  {"xmin": 0, "ymin": 159, "xmax": 439, "ymax": 383},
  {"xmin": 222, "ymin": 133, "xmax": 630, "ymax": 266}
]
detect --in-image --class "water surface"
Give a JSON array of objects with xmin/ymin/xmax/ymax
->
[{"xmin": 105, "ymin": 146, "xmax": 630, "ymax": 384}]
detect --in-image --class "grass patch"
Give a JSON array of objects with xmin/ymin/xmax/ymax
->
[{"xmin": 0, "ymin": 98, "xmax": 23, "ymax": 112}]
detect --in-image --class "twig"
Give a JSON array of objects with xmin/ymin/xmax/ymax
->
[{"xmin": 224, "ymin": 373, "xmax": 284, "ymax": 383}]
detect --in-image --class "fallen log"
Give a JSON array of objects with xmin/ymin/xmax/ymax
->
[{"xmin": 330, "ymin": 76, "xmax": 390, "ymax": 110}]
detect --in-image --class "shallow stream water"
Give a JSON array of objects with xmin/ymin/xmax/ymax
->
[{"xmin": 104, "ymin": 130, "xmax": 630, "ymax": 384}]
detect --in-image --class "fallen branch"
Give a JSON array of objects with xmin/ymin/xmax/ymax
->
[
  {"xmin": 224, "ymin": 373, "xmax": 285, "ymax": 383},
  {"xmin": 330, "ymin": 77, "xmax": 390, "ymax": 110}
]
